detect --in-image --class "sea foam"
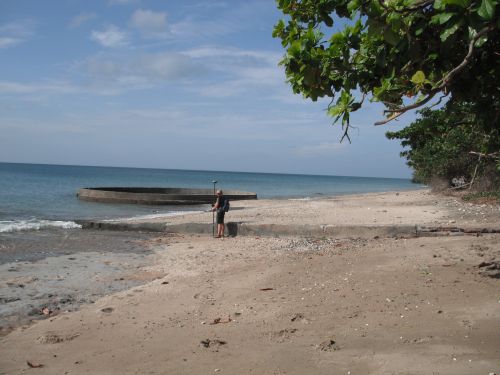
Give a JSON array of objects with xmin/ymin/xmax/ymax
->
[
  {"xmin": 103, "ymin": 210, "xmax": 206, "ymax": 222},
  {"xmin": 0, "ymin": 219, "xmax": 82, "ymax": 233}
]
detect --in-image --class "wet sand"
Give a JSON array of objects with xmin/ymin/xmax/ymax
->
[
  {"xmin": 0, "ymin": 230, "xmax": 159, "ymax": 335},
  {"xmin": 0, "ymin": 190, "xmax": 499, "ymax": 374}
]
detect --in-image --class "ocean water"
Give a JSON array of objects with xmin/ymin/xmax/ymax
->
[{"xmin": 0, "ymin": 163, "xmax": 423, "ymax": 233}]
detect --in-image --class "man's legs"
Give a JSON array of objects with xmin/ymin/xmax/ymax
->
[{"xmin": 217, "ymin": 223, "xmax": 224, "ymax": 237}]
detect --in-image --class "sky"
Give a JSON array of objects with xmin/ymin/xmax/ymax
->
[{"xmin": 0, "ymin": 0, "xmax": 417, "ymax": 178}]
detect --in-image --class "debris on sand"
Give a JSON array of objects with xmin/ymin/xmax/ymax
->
[
  {"xmin": 290, "ymin": 313, "xmax": 305, "ymax": 322},
  {"xmin": 318, "ymin": 339, "xmax": 340, "ymax": 351},
  {"xmin": 209, "ymin": 315, "xmax": 232, "ymax": 325},
  {"xmin": 37, "ymin": 332, "xmax": 79, "ymax": 344},
  {"xmin": 200, "ymin": 339, "xmax": 227, "ymax": 348},
  {"xmin": 41, "ymin": 307, "xmax": 52, "ymax": 316},
  {"xmin": 27, "ymin": 360, "xmax": 44, "ymax": 368},
  {"xmin": 477, "ymin": 260, "xmax": 500, "ymax": 278}
]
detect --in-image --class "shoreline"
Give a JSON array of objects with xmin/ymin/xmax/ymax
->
[
  {"xmin": 1, "ymin": 162, "xmax": 422, "ymax": 226},
  {"xmin": 0, "ymin": 189, "xmax": 499, "ymax": 374},
  {"xmin": 84, "ymin": 188, "xmax": 500, "ymax": 233}
]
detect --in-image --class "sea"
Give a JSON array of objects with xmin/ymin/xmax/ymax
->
[
  {"xmin": 0, "ymin": 162, "xmax": 423, "ymax": 233},
  {"xmin": 0, "ymin": 162, "xmax": 424, "ymax": 322}
]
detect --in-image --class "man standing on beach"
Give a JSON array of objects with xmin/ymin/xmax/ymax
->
[{"xmin": 211, "ymin": 190, "xmax": 227, "ymax": 238}]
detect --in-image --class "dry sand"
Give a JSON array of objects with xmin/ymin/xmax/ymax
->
[{"xmin": 0, "ymin": 189, "xmax": 499, "ymax": 374}]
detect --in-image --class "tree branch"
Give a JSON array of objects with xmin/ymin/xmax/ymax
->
[
  {"xmin": 375, "ymin": 26, "xmax": 493, "ymax": 125},
  {"xmin": 381, "ymin": 90, "xmax": 438, "ymax": 115},
  {"xmin": 469, "ymin": 151, "xmax": 500, "ymax": 160},
  {"xmin": 428, "ymin": 94, "xmax": 446, "ymax": 110},
  {"xmin": 340, "ymin": 123, "xmax": 352, "ymax": 143},
  {"xmin": 438, "ymin": 25, "xmax": 494, "ymax": 90}
]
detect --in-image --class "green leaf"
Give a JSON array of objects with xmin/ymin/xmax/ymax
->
[
  {"xmin": 430, "ymin": 12, "xmax": 455, "ymax": 25},
  {"xmin": 272, "ymin": 20, "xmax": 285, "ymax": 38},
  {"xmin": 347, "ymin": 0, "xmax": 360, "ymax": 14},
  {"xmin": 434, "ymin": 0, "xmax": 445, "ymax": 9},
  {"xmin": 442, "ymin": 0, "xmax": 470, "ymax": 8},
  {"xmin": 440, "ymin": 21, "xmax": 462, "ymax": 41},
  {"xmin": 474, "ymin": 35, "xmax": 488, "ymax": 47},
  {"xmin": 383, "ymin": 28, "xmax": 400, "ymax": 46},
  {"xmin": 478, "ymin": 0, "xmax": 495, "ymax": 19},
  {"xmin": 328, "ymin": 104, "xmax": 344, "ymax": 117},
  {"xmin": 324, "ymin": 15, "xmax": 334, "ymax": 27},
  {"xmin": 330, "ymin": 32, "xmax": 345, "ymax": 44},
  {"xmin": 288, "ymin": 40, "xmax": 302, "ymax": 56},
  {"xmin": 411, "ymin": 71, "xmax": 426, "ymax": 84}
]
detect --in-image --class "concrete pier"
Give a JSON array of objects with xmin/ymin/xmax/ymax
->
[{"xmin": 77, "ymin": 187, "xmax": 257, "ymax": 205}]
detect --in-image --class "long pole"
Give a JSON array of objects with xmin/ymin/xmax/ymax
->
[{"xmin": 212, "ymin": 180, "xmax": 217, "ymax": 237}]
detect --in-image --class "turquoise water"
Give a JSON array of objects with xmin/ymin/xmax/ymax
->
[{"xmin": 0, "ymin": 162, "xmax": 422, "ymax": 231}]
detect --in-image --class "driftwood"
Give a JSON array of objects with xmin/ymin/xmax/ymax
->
[
  {"xmin": 447, "ymin": 150, "xmax": 499, "ymax": 191},
  {"xmin": 415, "ymin": 225, "xmax": 500, "ymax": 237},
  {"xmin": 469, "ymin": 151, "xmax": 500, "ymax": 160}
]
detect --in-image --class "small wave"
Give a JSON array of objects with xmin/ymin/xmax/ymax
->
[
  {"xmin": 104, "ymin": 210, "xmax": 207, "ymax": 222},
  {"xmin": 0, "ymin": 219, "xmax": 82, "ymax": 233},
  {"xmin": 288, "ymin": 197, "xmax": 312, "ymax": 201}
]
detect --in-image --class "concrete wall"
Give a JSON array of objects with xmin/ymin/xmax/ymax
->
[{"xmin": 77, "ymin": 187, "xmax": 257, "ymax": 205}]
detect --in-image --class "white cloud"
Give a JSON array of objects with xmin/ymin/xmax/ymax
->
[
  {"xmin": 84, "ymin": 57, "xmax": 123, "ymax": 79},
  {"xmin": 169, "ymin": 1, "xmax": 269, "ymax": 41},
  {"xmin": 296, "ymin": 142, "xmax": 346, "ymax": 156},
  {"xmin": 91, "ymin": 25, "xmax": 129, "ymax": 48},
  {"xmin": 0, "ymin": 20, "xmax": 35, "ymax": 37},
  {"xmin": 0, "ymin": 37, "xmax": 21, "ymax": 48},
  {"xmin": 114, "ymin": 105, "xmax": 329, "ymax": 142},
  {"xmin": 79, "ymin": 52, "xmax": 200, "ymax": 93},
  {"xmin": 77, "ymin": 46, "xmax": 283, "ymax": 97},
  {"xmin": 69, "ymin": 12, "xmax": 97, "ymax": 29},
  {"xmin": 182, "ymin": 46, "xmax": 284, "ymax": 97},
  {"xmin": 169, "ymin": 18, "xmax": 232, "ymax": 40},
  {"xmin": 0, "ymin": 80, "xmax": 79, "ymax": 95},
  {"xmin": 184, "ymin": 46, "xmax": 280, "ymax": 64},
  {"xmin": 0, "ymin": 19, "xmax": 35, "ymax": 48},
  {"xmin": 130, "ymin": 9, "xmax": 168, "ymax": 38},
  {"xmin": 137, "ymin": 53, "xmax": 196, "ymax": 79}
]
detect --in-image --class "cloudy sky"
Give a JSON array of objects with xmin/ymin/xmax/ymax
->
[{"xmin": 0, "ymin": 0, "xmax": 416, "ymax": 178}]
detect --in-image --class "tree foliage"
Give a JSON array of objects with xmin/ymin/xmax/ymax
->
[
  {"xmin": 273, "ymin": 0, "xmax": 499, "ymax": 139},
  {"xmin": 386, "ymin": 101, "xmax": 500, "ymax": 187}
]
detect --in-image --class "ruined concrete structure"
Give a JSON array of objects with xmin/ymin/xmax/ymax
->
[{"xmin": 77, "ymin": 187, "xmax": 257, "ymax": 205}]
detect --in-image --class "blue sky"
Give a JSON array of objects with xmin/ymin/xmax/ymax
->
[{"xmin": 0, "ymin": 0, "xmax": 416, "ymax": 178}]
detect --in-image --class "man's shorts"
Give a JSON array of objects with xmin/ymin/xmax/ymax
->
[{"xmin": 216, "ymin": 210, "xmax": 225, "ymax": 224}]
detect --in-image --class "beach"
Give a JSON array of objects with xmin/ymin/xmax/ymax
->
[{"xmin": 0, "ymin": 189, "xmax": 499, "ymax": 374}]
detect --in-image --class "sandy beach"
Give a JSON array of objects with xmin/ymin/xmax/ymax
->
[{"xmin": 1, "ymin": 189, "xmax": 499, "ymax": 374}]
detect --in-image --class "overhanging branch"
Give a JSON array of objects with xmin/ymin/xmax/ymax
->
[
  {"xmin": 375, "ymin": 91, "xmax": 438, "ymax": 125},
  {"xmin": 438, "ymin": 25, "xmax": 494, "ymax": 90},
  {"xmin": 374, "ymin": 25, "xmax": 494, "ymax": 125}
]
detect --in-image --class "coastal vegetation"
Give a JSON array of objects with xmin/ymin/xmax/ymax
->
[
  {"xmin": 386, "ymin": 101, "xmax": 500, "ymax": 190},
  {"xmin": 273, "ymin": 0, "xmax": 499, "ymax": 190}
]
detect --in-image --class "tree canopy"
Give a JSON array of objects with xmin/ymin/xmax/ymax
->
[
  {"xmin": 386, "ymin": 101, "xmax": 500, "ymax": 186},
  {"xmin": 273, "ymin": 0, "xmax": 499, "ymax": 140}
]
